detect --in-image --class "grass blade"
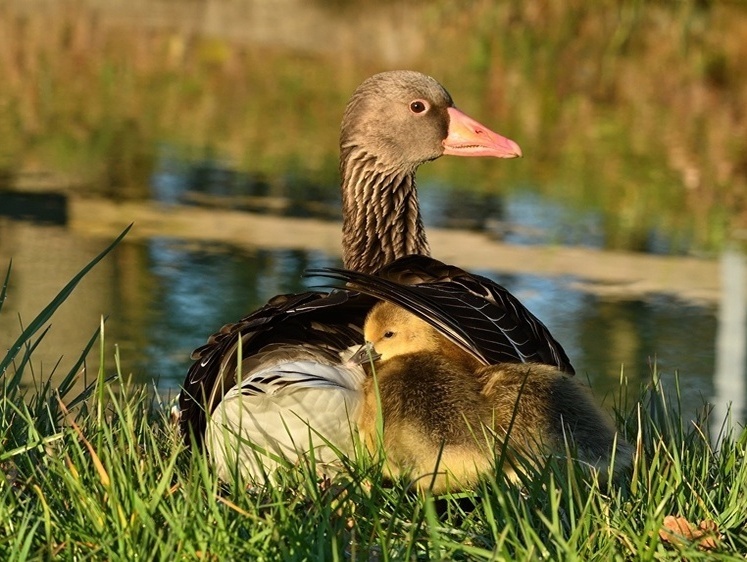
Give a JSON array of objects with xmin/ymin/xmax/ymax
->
[
  {"xmin": 0, "ymin": 260, "xmax": 11, "ymax": 315},
  {"xmin": 0, "ymin": 225, "xmax": 131, "ymax": 377}
]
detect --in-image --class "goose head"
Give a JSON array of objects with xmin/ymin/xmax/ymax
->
[
  {"xmin": 340, "ymin": 71, "xmax": 522, "ymax": 273},
  {"xmin": 340, "ymin": 70, "xmax": 522, "ymax": 171}
]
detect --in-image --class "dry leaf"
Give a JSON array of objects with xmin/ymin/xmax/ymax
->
[
  {"xmin": 659, "ymin": 515, "xmax": 720, "ymax": 551},
  {"xmin": 696, "ymin": 520, "xmax": 720, "ymax": 551}
]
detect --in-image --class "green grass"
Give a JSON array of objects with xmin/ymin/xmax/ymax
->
[{"xmin": 1, "ymin": 239, "xmax": 746, "ymax": 560}]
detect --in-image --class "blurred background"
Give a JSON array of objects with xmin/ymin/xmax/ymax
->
[{"xmin": 0, "ymin": 0, "xmax": 745, "ymax": 427}]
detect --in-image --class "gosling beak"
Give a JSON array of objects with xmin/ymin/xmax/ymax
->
[
  {"xmin": 349, "ymin": 342, "xmax": 382, "ymax": 366},
  {"xmin": 443, "ymin": 107, "xmax": 522, "ymax": 158}
]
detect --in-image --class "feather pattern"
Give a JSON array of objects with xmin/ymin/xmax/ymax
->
[
  {"xmin": 307, "ymin": 254, "xmax": 575, "ymax": 374},
  {"xmin": 179, "ymin": 290, "xmax": 375, "ymax": 450},
  {"xmin": 340, "ymin": 157, "xmax": 430, "ymax": 274},
  {"xmin": 207, "ymin": 359, "xmax": 365, "ymax": 481}
]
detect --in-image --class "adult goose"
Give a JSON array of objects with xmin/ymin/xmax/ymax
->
[
  {"xmin": 178, "ymin": 70, "xmax": 573, "ymax": 482},
  {"xmin": 313, "ymin": 277, "xmax": 630, "ymax": 493}
]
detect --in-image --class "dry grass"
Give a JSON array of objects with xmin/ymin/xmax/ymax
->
[{"xmin": 0, "ymin": 0, "xmax": 745, "ymax": 251}]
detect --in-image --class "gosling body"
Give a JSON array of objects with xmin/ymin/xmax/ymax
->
[{"xmin": 358, "ymin": 302, "xmax": 632, "ymax": 492}]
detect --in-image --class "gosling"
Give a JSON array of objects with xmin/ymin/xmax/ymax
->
[{"xmin": 354, "ymin": 301, "xmax": 633, "ymax": 493}]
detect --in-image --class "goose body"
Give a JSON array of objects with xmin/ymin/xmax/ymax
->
[
  {"xmin": 207, "ymin": 358, "xmax": 364, "ymax": 479},
  {"xmin": 183, "ymin": 290, "xmax": 375, "ymax": 480},
  {"xmin": 353, "ymin": 301, "xmax": 632, "ymax": 493},
  {"xmin": 178, "ymin": 71, "xmax": 570, "ymax": 483}
]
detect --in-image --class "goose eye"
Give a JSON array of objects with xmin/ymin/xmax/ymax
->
[
  {"xmin": 383, "ymin": 331, "xmax": 395, "ymax": 339},
  {"xmin": 409, "ymin": 100, "xmax": 427, "ymax": 114}
]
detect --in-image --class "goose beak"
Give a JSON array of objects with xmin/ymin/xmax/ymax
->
[
  {"xmin": 349, "ymin": 342, "xmax": 382, "ymax": 366},
  {"xmin": 443, "ymin": 107, "xmax": 522, "ymax": 158}
]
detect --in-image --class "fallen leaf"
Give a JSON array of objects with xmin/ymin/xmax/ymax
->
[
  {"xmin": 659, "ymin": 515, "xmax": 721, "ymax": 551},
  {"xmin": 696, "ymin": 519, "xmax": 720, "ymax": 551}
]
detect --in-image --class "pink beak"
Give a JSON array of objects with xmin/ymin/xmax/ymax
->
[{"xmin": 443, "ymin": 107, "xmax": 522, "ymax": 159}]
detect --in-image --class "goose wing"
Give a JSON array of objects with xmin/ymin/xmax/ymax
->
[
  {"xmin": 179, "ymin": 289, "xmax": 374, "ymax": 446},
  {"xmin": 308, "ymin": 255, "xmax": 575, "ymax": 374}
]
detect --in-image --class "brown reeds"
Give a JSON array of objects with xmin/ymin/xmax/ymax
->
[{"xmin": 0, "ymin": 0, "xmax": 745, "ymax": 250}]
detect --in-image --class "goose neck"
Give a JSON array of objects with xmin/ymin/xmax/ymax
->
[{"xmin": 340, "ymin": 152, "xmax": 430, "ymax": 274}]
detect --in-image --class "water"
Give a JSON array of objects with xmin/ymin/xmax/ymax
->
[{"xmin": 0, "ymin": 164, "xmax": 740, "ymax": 425}]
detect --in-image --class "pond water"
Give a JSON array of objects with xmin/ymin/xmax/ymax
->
[{"xmin": 1, "ymin": 151, "xmax": 743, "ymax": 429}]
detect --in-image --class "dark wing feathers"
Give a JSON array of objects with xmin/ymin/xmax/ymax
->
[
  {"xmin": 310, "ymin": 268, "xmax": 489, "ymax": 364},
  {"xmin": 307, "ymin": 254, "xmax": 575, "ymax": 375},
  {"xmin": 179, "ymin": 290, "xmax": 373, "ymax": 445}
]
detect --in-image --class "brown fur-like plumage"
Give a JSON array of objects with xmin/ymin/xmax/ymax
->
[{"xmin": 358, "ymin": 302, "xmax": 632, "ymax": 493}]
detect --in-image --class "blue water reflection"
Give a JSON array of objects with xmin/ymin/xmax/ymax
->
[
  {"xmin": 0, "ymin": 148, "xmax": 739, "ymax": 424},
  {"xmin": 115, "ymin": 236, "xmax": 725, "ymax": 422},
  {"xmin": 151, "ymin": 147, "xmax": 343, "ymax": 219},
  {"xmin": 115, "ymin": 239, "xmax": 342, "ymax": 385}
]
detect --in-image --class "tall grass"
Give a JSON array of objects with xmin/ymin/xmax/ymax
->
[{"xmin": 1, "ymin": 237, "xmax": 746, "ymax": 559}]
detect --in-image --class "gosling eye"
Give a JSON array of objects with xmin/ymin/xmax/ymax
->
[
  {"xmin": 383, "ymin": 331, "xmax": 395, "ymax": 339},
  {"xmin": 409, "ymin": 100, "xmax": 428, "ymax": 114}
]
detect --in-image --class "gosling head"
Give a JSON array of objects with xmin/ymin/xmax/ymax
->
[{"xmin": 350, "ymin": 301, "xmax": 441, "ymax": 365}]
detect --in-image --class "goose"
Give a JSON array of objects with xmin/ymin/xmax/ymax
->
[
  {"xmin": 346, "ymin": 299, "xmax": 632, "ymax": 493},
  {"xmin": 178, "ymin": 70, "xmax": 572, "ymax": 483}
]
